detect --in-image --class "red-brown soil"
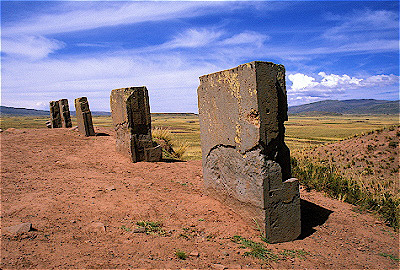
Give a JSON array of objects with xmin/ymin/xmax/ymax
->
[{"xmin": 1, "ymin": 127, "xmax": 399, "ymax": 269}]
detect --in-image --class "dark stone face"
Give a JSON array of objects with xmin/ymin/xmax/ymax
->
[
  {"xmin": 110, "ymin": 87, "xmax": 161, "ymax": 162},
  {"xmin": 49, "ymin": 100, "xmax": 62, "ymax": 128},
  {"xmin": 58, "ymin": 99, "xmax": 72, "ymax": 128},
  {"xmin": 197, "ymin": 61, "xmax": 300, "ymax": 243},
  {"xmin": 74, "ymin": 97, "xmax": 95, "ymax": 136}
]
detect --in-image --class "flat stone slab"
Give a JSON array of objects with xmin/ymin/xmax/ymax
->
[{"xmin": 5, "ymin": 222, "xmax": 32, "ymax": 234}]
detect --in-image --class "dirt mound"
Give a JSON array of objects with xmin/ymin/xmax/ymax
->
[
  {"xmin": 294, "ymin": 125, "xmax": 399, "ymax": 198},
  {"xmin": 1, "ymin": 127, "xmax": 398, "ymax": 269}
]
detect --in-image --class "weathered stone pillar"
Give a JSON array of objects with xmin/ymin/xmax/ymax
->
[
  {"xmin": 197, "ymin": 61, "xmax": 301, "ymax": 243},
  {"xmin": 110, "ymin": 86, "xmax": 162, "ymax": 162},
  {"xmin": 74, "ymin": 97, "xmax": 95, "ymax": 136},
  {"xmin": 49, "ymin": 100, "xmax": 62, "ymax": 128},
  {"xmin": 58, "ymin": 99, "xmax": 72, "ymax": 128}
]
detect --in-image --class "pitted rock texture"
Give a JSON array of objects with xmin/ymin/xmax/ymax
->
[
  {"xmin": 110, "ymin": 87, "xmax": 161, "ymax": 162},
  {"xmin": 59, "ymin": 99, "xmax": 72, "ymax": 128},
  {"xmin": 50, "ymin": 100, "xmax": 62, "ymax": 128},
  {"xmin": 198, "ymin": 61, "xmax": 300, "ymax": 243},
  {"xmin": 50, "ymin": 99, "xmax": 72, "ymax": 128},
  {"xmin": 74, "ymin": 97, "xmax": 95, "ymax": 136}
]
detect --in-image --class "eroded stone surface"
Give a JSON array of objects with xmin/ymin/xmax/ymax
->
[
  {"xmin": 50, "ymin": 99, "xmax": 72, "ymax": 128},
  {"xmin": 197, "ymin": 61, "xmax": 300, "ymax": 243},
  {"xmin": 110, "ymin": 87, "xmax": 161, "ymax": 162},
  {"xmin": 74, "ymin": 97, "xmax": 95, "ymax": 136},
  {"xmin": 49, "ymin": 100, "xmax": 62, "ymax": 128},
  {"xmin": 59, "ymin": 99, "xmax": 72, "ymax": 128}
]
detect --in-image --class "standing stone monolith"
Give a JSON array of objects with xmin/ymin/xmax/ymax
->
[
  {"xmin": 197, "ymin": 61, "xmax": 301, "ymax": 243},
  {"xmin": 49, "ymin": 100, "xmax": 62, "ymax": 128},
  {"xmin": 74, "ymin": 97, "xmax": 95, "ymax": 136},
  {"xmin": 59, "ymin": 99, "xmax": 72, "ymax": 128},
  {"xmin": 110, "ymin": 86, "xmax": 162, "ymax": 162}
]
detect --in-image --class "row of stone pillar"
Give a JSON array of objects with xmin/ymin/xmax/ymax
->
[
  {"xmin": 108, "ymin": 62, "xmax": 300, "ymax": 243},
  {"xmin": 49, "ymin": 97, "xmax": 94, "ymax": 136},
  {"xmin": 48, "ymin": 61, "xmax": 301, "ymax": 243}
]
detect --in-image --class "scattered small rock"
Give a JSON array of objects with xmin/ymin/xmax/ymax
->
[
  {"xmin": 106, "ymin": 186, "xmax": 116, "ymax": 191},
  {"xmin": 211, "ymin": 263, "xmax": 227, "ymax": 270},
  {"xmin": 46, "ymin": 121, "xmax": 51, "ymax": 128},
  {"xmin": 133, "ymin": 227, "xmax": 146, "ymax": 233},
  {"xmin": 69, "ymin": 126, "xmax": 79, "ymax": 131},
  {"xmin": 189, "ymin": 251, "xmax": 200, "ymax": 257},
  {"xmin": 5, "ymin": 222, "xmax": 32, "ymax": 234},
  {"xmin": 85, "ymin": 222, "xmax": 106, "ymax": 233},
  {"xmin": 0, "ymin": 128, "xmax": 3, "ymax": 132}
]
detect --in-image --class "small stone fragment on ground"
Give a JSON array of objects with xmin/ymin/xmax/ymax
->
[
  {"xmin": 133, "ymin": 227, "xmax": 146, "ymax": 233},
  {"xmin": 5, "ymin": 222, "xmax": 32, "ymax": 234},
  {"xmin": 211, "ymin": 263, "xmax": 227, "ymax": 270},
  {"xmin": 106, "ymin": 186, "xmax": 116, "ymax": 191},
  {"xmin": 85, "ymin": 222, "xmax": 106, "ymax": 233},
  {"xmin": 189, "ymin": 251, "xmax": 200, "ymax": 257},
  {"xmin": 69, "ymin": 126, "xmax": 79, "ymax": 131}
]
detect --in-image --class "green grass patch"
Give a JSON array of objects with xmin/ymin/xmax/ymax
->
[
  {"xmin": 136, "ymin": 221, "xmax": 165, "ymax": 235},
  {"xmin": 378, "ymin": 252, "xmax": 400, "ymax": 262},
  {"xmin": 231, "ymin": 235, "xmax": 279, "ymax": 262},
  {"xmin": 291, "ymin": 157, "xmax": 399, "ymax": 230},
  {"xmin": 175, "ymin": 250, "xmax": 187, "ymax": 260},
  {"xmin": 231, "ymin": 236, "xmax": 309, "ymax": 262}
]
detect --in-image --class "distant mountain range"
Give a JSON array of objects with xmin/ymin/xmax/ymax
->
[
  {"xmin": 0, "ymin": 106, "xmax": 111, "ymax": 116},
  {"xmin": 288, "ymin": 99, "xmax": 399, "ymax": 115},
  {"xmin": 1, "ymin": 99, "xmax": 399, "ymax": 116}
]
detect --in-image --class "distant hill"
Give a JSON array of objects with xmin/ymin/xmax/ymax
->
[
  {"xmin": 288, "ymin": 99, "xmax": 399, "ymax": 115},
  {"xmin": 0, "ymin": 106, "xmax": 49, "ymax": 116},
  {"xmin": 0, "ymin": 106, "xmax": 111, "ymax": 116}
]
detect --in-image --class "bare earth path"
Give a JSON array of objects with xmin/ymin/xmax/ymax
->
[{"xmin": 1, "ymin": 128, "xmax": 398, "ymax": 269}]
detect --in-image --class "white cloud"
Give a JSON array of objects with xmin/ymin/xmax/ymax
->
[
  {"xmin": 34, "ymin": 102, "xmax": 48, "ymax": 110},
  {"xmin": 363, "ymin": 74, "xmax": 399, "ymax": 87},
  {"xmin": 221, "ymin": 31, "xmax": 269, "ymax": 47},
  {"xmin": 163, "ymin": 28, "xmax": 224, "ymax": 49},
  {"xmin": 323, "ymin": 9, "xmax": 398, "ymax": 41},
  {"xmin": 318, "ymin": 72, "xmax": 362, "ymax": 88},
  {"xmin": 1, "ymin": 53, "xmax": 221, "ymax": 112},
  {"xmin": 288, "ymin": 73, "xmax": 318, "ymax": 91},
  {"xmin": 287, "ymin": 72, "xmax": 399, "ymax": 106},
  {"xmin": 2, "ymin": 35, "xmax": 65, "ymax": 60},
  {"xmin": 2, "ymin": 2, "xmax": 225, "ymax": 36}
]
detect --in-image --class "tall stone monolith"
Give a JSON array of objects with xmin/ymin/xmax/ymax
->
[
  {"xmin": 197, "ymin": 61, "xmax": 301, "ymax": 243},
  {"xmin": 49, "ymin": 100, "xmax": 62, "ymax": 128},
  {"xmin": 110, "ymin": 86, "xmax": 162, "ymax": 162},
  {"xmin": 59, "ymin": 99, "xmax": 72, "ymax": 128},
  {"xmin": 74, "ymin": 97, "xmax": 95, "ymax": 136}
]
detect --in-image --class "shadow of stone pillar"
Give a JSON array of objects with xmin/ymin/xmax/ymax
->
[
  {"xmin": 197, "ymin": 61, "xmax": 301, "ymax": 243},
  {"xmin": 110, "ymin": 86, "xmax": 162, "ymax": 162}
]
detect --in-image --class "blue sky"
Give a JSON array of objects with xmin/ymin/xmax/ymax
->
[{"xmin": 1, "ymin": 0, "xmax": 399, "ymax": 112}]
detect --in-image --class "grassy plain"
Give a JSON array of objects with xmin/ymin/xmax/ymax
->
[{"xmin": 1, "ymin": 114, "xmax": 398, "ymax": 160}]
